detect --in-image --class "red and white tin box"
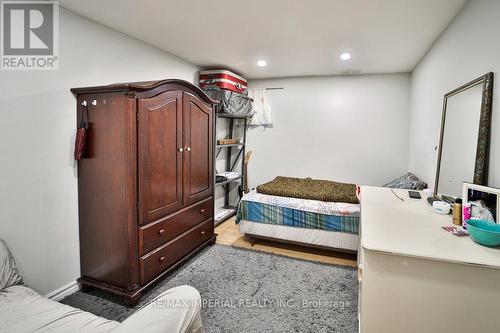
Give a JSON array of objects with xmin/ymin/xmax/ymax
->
[{"xmin": 199, "ymin": 69, "xmax": 247, "ymax": 93}]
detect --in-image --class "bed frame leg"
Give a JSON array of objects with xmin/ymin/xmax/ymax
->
[{"xmin": 247, "ymin": 235, "xmax": 256, "ymax": 246}]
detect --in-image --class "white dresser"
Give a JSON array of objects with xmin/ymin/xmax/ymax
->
[{"xmin": 358, "ymin": 186, "xmax": 500, "ymax": 333}]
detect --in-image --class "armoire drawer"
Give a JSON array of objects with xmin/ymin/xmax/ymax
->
[
  {"xmin": 140, "ymin": 218, "xmax": 214, "ymax": 284},
  {"xmin": 138, "ymin": 197, "xmax": 213, "ymax": 255}
]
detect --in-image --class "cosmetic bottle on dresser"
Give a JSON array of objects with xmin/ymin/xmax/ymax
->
[
  {"xmin": 453, "ymin": 198, "xmax": 462, "ymax": 226},
  {"xmin": 462, "ymin": 202, "xmax": 471, "ymax": 229}
]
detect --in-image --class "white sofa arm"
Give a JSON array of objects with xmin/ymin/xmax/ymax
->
[{"xmin": 114, "ymin": 285, "xmax": 203, "ymax": 333}]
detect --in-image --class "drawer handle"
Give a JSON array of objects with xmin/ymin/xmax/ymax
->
[
  {"xmin": 158, "ymin": 229, "xmax": 166, "ymax": 236},
  {"xmin": 201, "ymin": 230, "xmax": 206, "ymax": 236},
  {"xmin": 159, "ymin": 256, "xmax": 166, "ymax": 263},
  {"xmin": 200, "ymin": 208, "xmax": 206, "ymax": 214}
]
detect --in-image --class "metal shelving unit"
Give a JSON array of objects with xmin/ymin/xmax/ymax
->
[
  {"xmin": 216, "ymin": 143, "xmax": 245, "ymax": 148},
  {"xmin": 215, "ymin": 176, "xmax": 243, "ymax": 187},
  {"xmin": 214, "ymin": 113, "xmax": 249, "ymax": 226}
]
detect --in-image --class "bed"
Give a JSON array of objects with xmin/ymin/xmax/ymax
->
[
  {"xmin": 236, "ymin": 190, "xmax": 360, "ymax": 252},
  {"xmin": 234, "ymin": 173, "xmax": 428, "ymax": 252}
]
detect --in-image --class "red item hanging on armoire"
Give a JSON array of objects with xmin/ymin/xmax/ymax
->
[{"xmin": 74, "ymin": 103, "xmax": 89, "ymax": 160}]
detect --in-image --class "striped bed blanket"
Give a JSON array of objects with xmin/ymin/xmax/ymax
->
[{"xmin": 236, "ymin": 191, "xmax": 360, "ymax": 234}]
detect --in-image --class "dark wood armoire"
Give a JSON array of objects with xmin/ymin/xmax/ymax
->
[{"xmin": 71, "ymin": 79, "xmax": 217, "ymax": 305}]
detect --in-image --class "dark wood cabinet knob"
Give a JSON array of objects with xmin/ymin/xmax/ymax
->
[
  {"xmin": 201, "ymin": 230, "xmax": 206, "ymax": 236},
  {"xmin": 159, "ymin": 256, "xmax": 166, "ymax": 262},
  {"xmin": 158, "ymin": 229, "xmax": 165, "ymax": 236},
  {"xmin": 200, "ymin": 208, "xmax": 206, "ymax": 214}
]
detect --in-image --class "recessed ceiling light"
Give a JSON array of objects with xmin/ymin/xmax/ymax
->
[
  {"xmin": 257, "ymin": 60, "xmax": 267, "ymax": 67},
  {"xmin": 340, "ymin": 52, "xmax": 351, "ymax": 61}
]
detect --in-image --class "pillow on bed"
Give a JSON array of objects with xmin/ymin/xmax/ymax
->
[
  {"xmin": 0, "ymin": 239, "xmax": 23, "ymax": 291},
  {"xmin": 383, "ymin": 173, "xmax": 427, "ymax": 190}
]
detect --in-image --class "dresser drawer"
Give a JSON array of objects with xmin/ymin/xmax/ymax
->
[
  {"xmin": 138, "ymin": 197, "xmax": 213, "ymax": 255},
  {"xmin": 140, "ymin": 218, "xmax": 214, "ymax": 284}
]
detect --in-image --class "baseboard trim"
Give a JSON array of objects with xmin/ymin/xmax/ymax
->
[{"xmin": 45, "ymin": 280, "xmax": 79, "ymax": 301}]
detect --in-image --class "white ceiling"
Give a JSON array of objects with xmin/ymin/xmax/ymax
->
[{"xmin": 60, "ymin": 0, "xmax": 467, "ymax": 79}]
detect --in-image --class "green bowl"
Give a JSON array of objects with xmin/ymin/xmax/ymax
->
[{"xmin": 466, "ymin": 219, "xmax": 500, "ymax": 247}]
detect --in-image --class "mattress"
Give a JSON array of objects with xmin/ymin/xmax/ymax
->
[
  {"xmin": 236, "ymin": 190, "xmax": 360, "ymax": 234},
  {"xmin": 239, "ymin": 219, "xmax": 359, "ymax": 251}
]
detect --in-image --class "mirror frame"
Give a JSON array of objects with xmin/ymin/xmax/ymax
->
[{"xmin": 434, "ymin": 72, "xmax": 494, "ymax": 196}]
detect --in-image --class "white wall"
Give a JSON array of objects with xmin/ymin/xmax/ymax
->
[
  {"xmin": 0, "ymin": 8, "xmax": 199, "ymax": 295},
  {"xmin": 408, "ymin": 0, "xmax": 500, "ymax": 188},
  {"xmin": 246, "ymin": 74, "xmax": 411, "ymax": 189}
]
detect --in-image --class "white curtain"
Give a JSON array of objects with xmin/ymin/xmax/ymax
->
[{"xmin": 248, "ymin": 88, "xmax": 272, "ymax": 127}]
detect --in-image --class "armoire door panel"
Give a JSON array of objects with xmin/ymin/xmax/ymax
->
[
  {"xmin": 183, "ymin": 93, "xmax": 213, "ymax": 206},
  {"xmin": 138, "ymin": 91, "xmax": 183, "ymax": 224}
]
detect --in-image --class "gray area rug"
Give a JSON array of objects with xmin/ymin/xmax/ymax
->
[{"xmin": 62, "ymin": 245, "xmax": 358, "ymax": 332}]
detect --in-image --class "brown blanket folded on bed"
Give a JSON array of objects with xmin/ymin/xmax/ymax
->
[{"xmin": 256, "ymin": 176, "xmax": 359, "ymax": 204}]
